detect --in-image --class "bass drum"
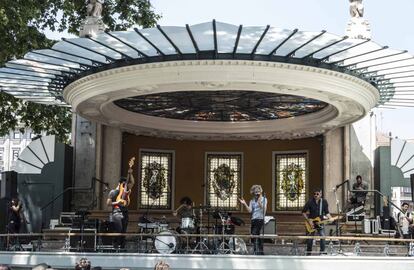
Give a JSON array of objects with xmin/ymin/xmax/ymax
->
[
  {"xmin": 154, "ymin": 230, "xmax": 179, "ymax": 254},
  {"xmin": 228, "ymin": 237, "xmax": 247, "ymax": 254}
]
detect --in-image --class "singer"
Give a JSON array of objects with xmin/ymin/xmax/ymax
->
[{"xmin": 239, "ymin": 184, "xmax": 267, "ymax": 255}]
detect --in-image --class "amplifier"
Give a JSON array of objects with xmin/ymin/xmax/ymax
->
[
  {"xmin": 60, "ymin": 212, "xmax": 76, "ymax": 226},
  {"xmin": 347, "ymin": 214, "xmax": 365, "ymax": 222},
  {"xmin": 363, "ymin": 219, "xmax": 379, "ymax": 234},
  {"xmin": 69, "ymin": 228, "xmax": 96, "ymax": 251}
]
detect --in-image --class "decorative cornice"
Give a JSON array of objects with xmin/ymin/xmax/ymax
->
[{"xmin": 64, "ymin": 59, "xmax": 379, "ymax": 140}]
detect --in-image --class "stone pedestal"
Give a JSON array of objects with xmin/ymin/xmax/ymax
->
[
  {"xmin": 79, "ymin": 16, "xmax": 106, "ymax": 37},
  {"xmin": 345, "ymin": 18, "xmax": 371, "ymax": 39}
]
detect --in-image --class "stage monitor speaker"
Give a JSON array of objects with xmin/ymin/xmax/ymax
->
[
  {"xmin": 411, "ymin": 174, "xmax": 414, "ymax": 202},
  {"xmin": 264, "ymin": 218, "xmax": 276, "ymax": 235},
  {"xmin": 0, "ymin": 171, "xmax": 17, "ymax": 199},
  {"xmin": 263, "ymin": 218, "xmax": 276, "ymax": 243}
]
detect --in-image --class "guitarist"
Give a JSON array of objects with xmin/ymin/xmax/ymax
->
[
  {"xmin": 106, "ymin": 166, "xmax": 135, "ymax": 249},
  {"xmin": 397, "ymin": 202, "xmax": 413, "ymax": 239},
  {"xmin": 8, "ymin": 198, "xmax": 22, "ymax": 234},
  {"xmin": 302, "ymin": 188, "xmax": 333, "ymax": 255}
]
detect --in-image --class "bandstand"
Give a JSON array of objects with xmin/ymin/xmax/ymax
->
[{"xmin": 1, "ymin": 7, "xmax": 414, "ymax": 270}]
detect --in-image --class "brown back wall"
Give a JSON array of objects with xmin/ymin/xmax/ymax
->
[{"xmin": 121, "ymin": 133, "xmax": 323, "ymax": 213}]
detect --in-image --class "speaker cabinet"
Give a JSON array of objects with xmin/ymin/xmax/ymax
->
[
  {"xmin": 1, "ymin": 171, "xmax": 17, "ymax": 199},
  {"xmin": 411, "ymin": 174, "xmax": 414, "ymax": 202},
  {"xmin": 69, "ymin": 229, "xmax": 96, "ymax": 251}
]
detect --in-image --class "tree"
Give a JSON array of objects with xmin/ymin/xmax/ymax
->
[{"xmin": 0, "ymin": 0, "xmax": 161, "ymax": 143}]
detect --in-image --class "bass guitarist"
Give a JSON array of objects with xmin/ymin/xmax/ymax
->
[
  {"xmin": 302, "ymin": 188, "xmax": 334, "ymax": 255},
  {"xmin": 106, "ymin": 158, "xmax": 135, "ymax": 249}
]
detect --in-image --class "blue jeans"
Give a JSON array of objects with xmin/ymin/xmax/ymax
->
[{"xmin": 306, "ymin": 226, "xmax": 325, "ymax": 255}]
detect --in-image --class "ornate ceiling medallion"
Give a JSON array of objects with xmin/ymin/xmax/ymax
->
[{"xmin": 114, "ymin": 90, "xmax": 327, "ymax": 122}]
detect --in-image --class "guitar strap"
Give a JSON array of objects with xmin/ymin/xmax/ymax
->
[{"xmin": 319, "ymin": 199, "xmax": 323, "ymax": 217}]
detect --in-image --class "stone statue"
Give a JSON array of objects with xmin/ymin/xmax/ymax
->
[
  {"xmin": 349, "ymin": 0, "xmax": 364, "ymax": 18},
  {"xmin": 346, "ymin": 0, "xmax": 371, "ymax": 39},
  {"xmin": 86, "ymin": 0, "xmax": 104, "ymax": 17}
]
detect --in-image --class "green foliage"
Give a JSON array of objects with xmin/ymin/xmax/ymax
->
[{"xmin": 0, "ymin": 0, "xmax": 161, "ymax": 143}]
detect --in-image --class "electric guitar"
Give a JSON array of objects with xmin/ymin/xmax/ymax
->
[
  {"xmin": 305, "ymin": 216, "xmax": 341, "ymax": 233},
  {"xmin": 116, "ymin": 157, "xmax": 135, "ymax": 207}
]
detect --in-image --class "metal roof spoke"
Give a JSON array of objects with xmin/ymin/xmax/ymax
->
[
  {"xmin": 370, "ymin": 68, "xmax": 414, "ymax": 78},
  {"xmin": 268, "ymin": 29, "xmax": 298, "ymax": 56},
  {"xmin": 330, "ymin": 46, "xmax": 389, "ymax": 65},
  {"xmin": 0, "ymin": 71, "xmax": 52, "ymax": 81},
  {"xmin": 157, "ymin": 25, "xmax": 182, "ymax": 56},
  {"xmin": 185, "ymin": 24, "xmax": 200, "ymax": 54},
  {"xmin": 87, "ymin": 36, "xmax": 134, "ymax": 60},
  {"xmin": 6, "ymin": 63, "xmax": 65, "ymax": 78},
  {"xmin": 19, "ymin": 58, "xmax": 81, "ymax": 74},
  {"xmin": 361, "ymin": 62, "xmax": 414, "ymax": 75},
  {"xmin": 342, "ymin": 50, "xmax": 408, "ymax": 68},
  {"xmin": 232, "ymin": 25, "xmax": 243, "ymax": 55},
  {"xmin": 213, "ymin": 20, "xmax": 218, "ymax": 57},
  {"xmin": 29, "ymin": 51, "xmax": 93, "ymax": 69},
  {"xmin": 134, "ymin": 28, "xmax": 165, "ymax": 57},
  {"xmin": 49, "ymin": 48, "xmax": 106, "ymax": 66},
  {"xmin": 251, "ymin": 25, "xmax": 270, "ymax": 55},
  {"xmin": 284, "ymin": 30, "xmax": 327, "ymax": 58},
  {"xmin": 319, "ymin": 39, "xmax": 371, "ymax": 62},
  {"xmin": 301, "ymin": 36, "xmax": 348, "ymax": 60},
  {"xmin": 62, "ymin": 38, "xmax": 117, "ymax": 63},
  {"xmin": 104, "ymin": 31, "xmax": 149, "ymax": 58}
]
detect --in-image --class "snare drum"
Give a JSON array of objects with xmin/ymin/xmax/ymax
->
[
  {"xmin": 181, "ymin": 217, "xmax": 195, "ymax": 230},
  {"xmin": 154, "ymin": 230, "xmax": 179, "ymax": 254}
]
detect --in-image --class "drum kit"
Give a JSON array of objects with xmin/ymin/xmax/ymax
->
[{"xmin": 138, "ymin": 206, "xmax": 247, "ymax": 254}]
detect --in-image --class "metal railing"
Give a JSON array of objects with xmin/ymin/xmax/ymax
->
[{"xmin": 1, "ymin": 232, "xmax": 413, "ymax": 256}]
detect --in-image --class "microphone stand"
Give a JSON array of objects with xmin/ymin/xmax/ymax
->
[
  {"xmin": 333, "ymin": 179, "xmax": 349, "ymax": 256},
  {"xmin": 143, "ymin": 198, "xmax": 157, "ymax": 253},
  {"xmin": 262, "ymin": 193, "xmax": 266, "ymax": 237}
]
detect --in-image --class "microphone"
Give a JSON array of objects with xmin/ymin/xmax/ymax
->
[{"xmin": 168, "ymin": 243, "xmax": 174, "ymax": 248}]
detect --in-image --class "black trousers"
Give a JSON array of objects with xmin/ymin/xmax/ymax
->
[
  {"xmin": 8, "ymin": 220, "xmax": 21, "ymax": 234},
  {"xmin": 111, "ymin": 210, "xmax": 128, "ymax": 249},
  {"xmin": 251, "ymin": 219, "xmax": 264, "ymax": 255}
]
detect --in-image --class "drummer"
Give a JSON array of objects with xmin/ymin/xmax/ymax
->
[{"xmin": 173, "ymin": 196, "xmax": 194, "ymax": 232}]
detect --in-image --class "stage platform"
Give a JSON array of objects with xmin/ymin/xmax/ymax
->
[{"xmin": 1, "ymin": 251, "xmax": 414, "ymax": 270}]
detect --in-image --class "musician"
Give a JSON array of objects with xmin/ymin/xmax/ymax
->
[
  {"xmin": 349, "ymin": 175, "xmax": 368, "ymax": 207},
  {"xmin": 106, "ymin": 169, "xmax": 135, "ymax": 249},
  {"xmin": 397, "ymin": 202, "xmax": 413, "ymax": 239},
  {"xmin": 173, "ymin": 196, "xmax": 195, "ymax": 233},
  {"xmin": 8, "ymin": 198, "xmax": 22, "ymax": 234},
  {"xmin": 173, "ymin": 196, "xmax": 193, "ymax": 218},
  {"xmin": 239, "ymin": 184, "xmax": 267, "ymax": 255},
  {"xmin": 302, "ymin": 189, "xmax": 333, "ymax": 255}
]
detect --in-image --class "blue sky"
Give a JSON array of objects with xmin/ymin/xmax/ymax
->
[{"xmin": 46, "ymin": 0, "xmax": 414, "ymax": 138}]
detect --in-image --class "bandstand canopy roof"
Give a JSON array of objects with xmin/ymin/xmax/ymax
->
[{"xmin": 1, "ymin": 21, "xmax": 413, "ymax": 139}]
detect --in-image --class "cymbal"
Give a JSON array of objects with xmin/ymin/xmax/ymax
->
[{"xmin": 193, "ymin": 205, "xmax": 212, "ymax": 210}]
